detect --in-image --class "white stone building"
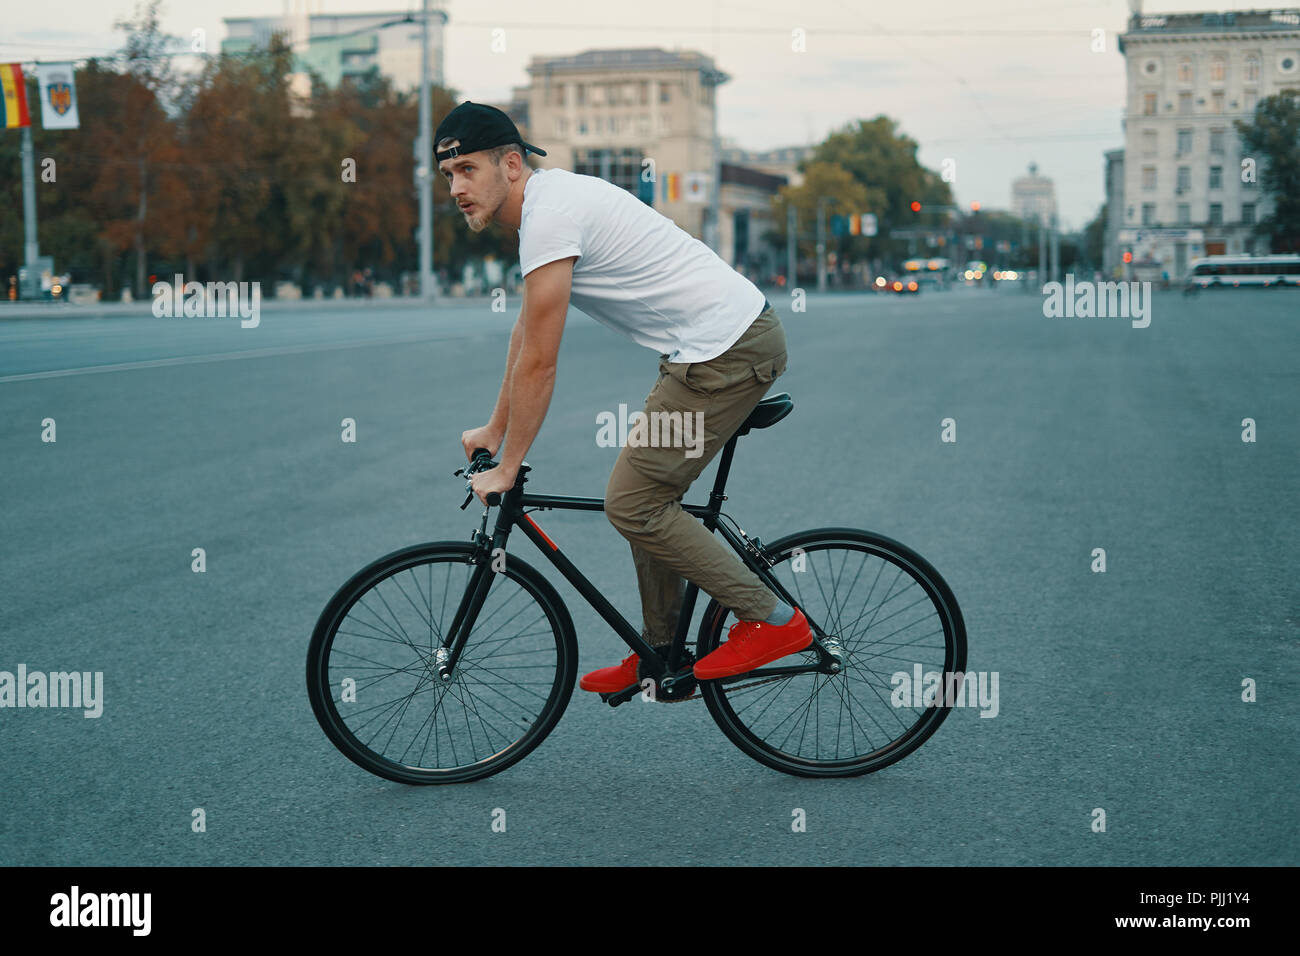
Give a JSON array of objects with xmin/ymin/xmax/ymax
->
[
  {"xmin": 223, "ymin": 5, "xmax": 448, "ymax": 92},
  {"xmin": 1011, "ymin": 163, "xmax": 1058, "ymax": 226},
  {"xmin": 1116, "ymin": 7, "xmax": 1300, "ymax": 276}
]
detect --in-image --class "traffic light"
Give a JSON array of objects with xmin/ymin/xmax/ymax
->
[
  {"xmin": 970, "ymin": 201, "xmax": 981, "ymax": 212},
  {"xmin": 1122, "ymin": 251, "xmax": 1133, "ymax": 263},
  {"xmin": 910, "ymin": 201, "xmax": 922, "ymax": 213}
]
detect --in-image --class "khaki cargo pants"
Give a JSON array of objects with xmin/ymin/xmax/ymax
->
[{"xmin": 605, "ymin": 301, "xmax": 788, "ymax": 647}]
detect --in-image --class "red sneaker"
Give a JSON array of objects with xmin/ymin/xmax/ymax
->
[
  {"xmin": 694, "ymin": 608, "xmax": 813, "ymax": 680},
  {"xmin": 579, "ymin": 653, "xmax": 642, "ymax": 692}
]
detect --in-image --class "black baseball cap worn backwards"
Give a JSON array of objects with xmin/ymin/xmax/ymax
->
[{"xmin": 435, "ymin": 101, "xmax": 547, "ymax": 164}]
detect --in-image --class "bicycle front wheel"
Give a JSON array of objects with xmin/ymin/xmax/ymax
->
[
  {"xmin": 699, "ymin": 527, "xmax": 967, "ymax": 778},
  {"xmin": 307, "ymin": 542, "xmax": 577, "ymax": 784}
]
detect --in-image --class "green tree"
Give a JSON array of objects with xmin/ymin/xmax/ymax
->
[
  {"xmin": 804, "ymin": 116, "xmax": 953, "ymax": 253},
  {"xmin": 110, "ymin": 0, "xmax": 184, "ymax": 297},
  {"xmin": 770, "ymin": 161, "xmax": 873, "ymax": 281},
  {"xmin": 19, "ymin": 58, "xmax": 182, "ymax": 297},
  {"xmin": 312, "ymin": 68, "xmax": 420, "ymax": 290},
  {"xmin": 1082, "ymin": 202, "xmax": 1107, "ymax": 269},
  {"xmin": 1236, "ymin": 89, "xmax": 1300, "ymax": 253},
  {"xmin": 183, "ymin": 35, "xmax": 306, "ymax": 286}
]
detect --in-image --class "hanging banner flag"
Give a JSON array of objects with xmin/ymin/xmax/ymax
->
[
  {"xmin": 1, "ymin": 63, "xmax": 32, "ymax": 129},
  {"xmin": 683, "ymin": 172, "xmax": 708, "ymax": 203},
  {"xmin": 664, "ymin": 173, "xmax": 680, "ymax": 203},
  {"xmin": 39, "ymin": 62, "xmax": 79, "ymax": 129}
]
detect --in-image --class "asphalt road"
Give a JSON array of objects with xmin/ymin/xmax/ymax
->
[{"xmin": 1, "ymin": 286, "xmax": 1296, "ymax": 865}]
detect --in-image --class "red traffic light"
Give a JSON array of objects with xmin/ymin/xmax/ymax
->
[
  {"xmin": 910, "ymin": 201, "xmax": 922, "ymax": 213},
  {"xmin": 970, "ymin": 201, "xmax": 981, "ymax": 212},
  {"xmin": 1122, "ymin": 251, "xmax": 1133, "ymax": 263}
]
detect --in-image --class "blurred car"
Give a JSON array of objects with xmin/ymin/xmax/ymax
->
[
  {"xmin": 874, "ymin": 272, "xmax": 920, "ymax": 294},
  {"xmin": 904, "ymin": 257, "xmax": 950, "ymax": 289}
]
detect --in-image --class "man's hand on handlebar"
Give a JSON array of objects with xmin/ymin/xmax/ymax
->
[
  {"xmin": 455, "ymin": 447, "xmax": 515, "ymax": 508},
  {"xmin": 461, "ymin": 424, "xmax": 503, "ymax": 462},
  {"xmin": 470, "ymin": 460, "xmax": 517, "ymax": 507}
]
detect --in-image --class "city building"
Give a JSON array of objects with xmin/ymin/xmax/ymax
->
[
  {"xmin": 222, "ymin": 4, "xmax": 448, "ymax": 92},
  {"xmin": 1116, "ymin": 6, "xmax": 1300, "ymax": 276},
  {"xmin": 518, "ymin": 47, "xmax": 786, "ymax": 268},
  {"xmin": 720, "ymin": 142, "xmax": 816, "ymax": 187},
  {"xmin": 717, "ymin": 163, "xmax": 790, "ymax": 281},
  {"xmin": 1010, "ymin": 163, "xmax": 1058, "ymax": 226}
]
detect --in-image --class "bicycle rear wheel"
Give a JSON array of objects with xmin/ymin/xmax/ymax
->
[
  {"xmin": 307, "ymin": 542, "xmax": 577, "ymax": 784},
  {"xmin": 699, "ymin": 527, "xmax": 967, "ymax": 778}
]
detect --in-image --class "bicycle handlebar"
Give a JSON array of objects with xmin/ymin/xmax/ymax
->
[{"xmin": 455, "ymin": 447, "xmax": 502, "ymax": 509}]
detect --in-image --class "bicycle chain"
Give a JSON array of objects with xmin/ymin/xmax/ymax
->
[{"xmin": 654, "ymin": 672, "xmax": 793, "ymax": 703}]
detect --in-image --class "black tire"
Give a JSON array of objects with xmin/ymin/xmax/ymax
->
[
  {"xmin": 307, "ymin": 541, "xmax": 577, "ymax": 784},
  {"xmin": 699, "ymin": 528, "xmax": 967, "ymax": 778}
]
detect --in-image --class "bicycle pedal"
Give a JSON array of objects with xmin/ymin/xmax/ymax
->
[{"xmin": 601, "ymin": 684, "xmax": 642, "ymax": 708}]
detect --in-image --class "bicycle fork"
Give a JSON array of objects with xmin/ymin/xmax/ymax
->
[{"xmin": 435, "ymin": 509, "xmax": 504, "ymax": 682}]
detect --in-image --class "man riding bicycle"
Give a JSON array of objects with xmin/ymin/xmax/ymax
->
[{"xmin": 435, "ymin": 100, "xmax": 811, "ymax": 691}]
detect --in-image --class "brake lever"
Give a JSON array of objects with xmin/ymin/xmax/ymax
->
[
  {"xmin": 455, "ymin": 450, "xmax": 497, "ymax": 510},
  {"xmin": 454, "ymin": 463, "xmax": 474, "ymax": 509}
]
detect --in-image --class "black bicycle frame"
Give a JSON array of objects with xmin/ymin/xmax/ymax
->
[{"xmin": 440, "ymin": 432, "xmax": 833, "ymax": 684}]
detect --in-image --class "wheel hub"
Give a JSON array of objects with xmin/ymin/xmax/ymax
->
[{"xmin": 821, "ymin": 637, "xmax": 846, "ymax": 674}]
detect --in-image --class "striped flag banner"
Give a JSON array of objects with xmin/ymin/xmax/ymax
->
[{"xmin": 1, "ymin": 62, "xmax": 32, "ymax": 129}]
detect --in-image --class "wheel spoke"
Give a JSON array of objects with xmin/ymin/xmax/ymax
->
[
  {"xmin": 705, "ymin": 535, "xmax": 962, "ymax": 773},
  {"xmin": 310, "ymin": 548, "xmax": 568, "ymax": 781}
]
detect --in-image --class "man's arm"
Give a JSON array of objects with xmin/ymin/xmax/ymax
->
[
  {"xmin": 460, "ymin": 298, "xmax": 523, "ymax": 460},
  {"xmin": 487, "ymin": 296, "xmax": 527, "ymax": 434},
  {"xmin": 498, "ymin": 256, "xmax": 574, "ymax": 475}
]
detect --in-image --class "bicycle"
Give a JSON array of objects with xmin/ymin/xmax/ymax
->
[{"xmin": 306, "ymin": 391, "xmax": 968, "ymax": 783}]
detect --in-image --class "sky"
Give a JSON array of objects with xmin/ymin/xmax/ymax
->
[{"xmin": 1, "ymin": 0, "xmax": 1284, "ymax": 230}]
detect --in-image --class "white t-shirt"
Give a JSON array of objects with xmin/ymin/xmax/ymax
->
[{"xmin": 518, "ymin": 167, "xmax": 767, "ymax": 364}]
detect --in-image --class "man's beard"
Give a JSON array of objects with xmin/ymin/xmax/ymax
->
[{"xmin": 465, "ymin": 172, "xmax": 505, "ymax": 232}]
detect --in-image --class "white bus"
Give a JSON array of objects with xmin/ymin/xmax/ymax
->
[{"xmin": 1186, "ymin": 254, "xmax": 1300, "ymax": 288}]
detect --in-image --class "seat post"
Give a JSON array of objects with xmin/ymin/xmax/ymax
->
[{"xmin": 708, "ymin": 435, "xmax": 739, "ymax": 508}]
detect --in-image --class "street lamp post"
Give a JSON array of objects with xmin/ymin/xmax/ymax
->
[
  {"xmin": 1040, "ymin": 217, "xmax": 1050, "ymax": 287},
  {"xmin": 20, "ymin": 123, "xmax": 39, "ymax": 299},
  {"xmin": 786, "ymin": 202, "xmax": 796, "ymax": 293},
  {"xmin": 700, "ymin": 66, "xmax": 729, "ymax": 255},
  {"xmin": 1049, "ymin": 211, "xmax": 1060, "ymax": 283},
  {"xmin": 417, "ymin": 0, "xmax": 436, "ymax": 301},
  {"xmin": 816, "ymin": 196, "xmax": 833, "ymax": 293}
]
